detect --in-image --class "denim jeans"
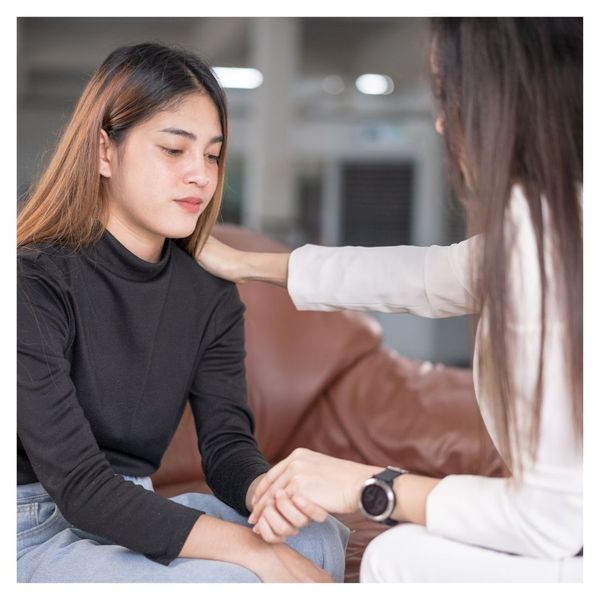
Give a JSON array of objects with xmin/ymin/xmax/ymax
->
[{"xmin": 17, "ymin": 475, "xmax": 349, "ymax": 582}]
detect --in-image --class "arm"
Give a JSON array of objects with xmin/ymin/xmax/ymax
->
[
  {"xmin": 423, "ymin": 196, "xmax": 583, "ymax": 559},
  {"xmin": 197, "ymin": 235, "xmax": 480, "ymax": 317},
  {"xmin": 187, "ymin": 283, "xmax": 270, "ymax": 516},
  {"xmin": 17, "ymin": 255, "xmax": 203, "ymax": 565},
  {"xmin": 183, "ymin": 284, "xmax": 336, "ymax": 580},
  {"xmin": 251, "ymin": 196, "xmax": 583, "ymax": 557},
  {"xmin": 247, "ymin": 448, "xmax": 439, "ymax": 529},
  {"xmin": 179, "ymin": 513, "xmax": 333, "ymax": 582},
  {"xmin": 249, "ymin": 444, "xmax": 581, "ymax": 559},
  {"xmin": 18, "ymin": 255, "xmax": 331, "ymax": 581},
  {"xmin": 196, "ymin": 236, "xmax": 289, "ymax": 287}
]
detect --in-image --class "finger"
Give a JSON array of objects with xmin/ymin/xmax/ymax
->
[
  {"xmin": 251, "ymin": 457, "xmax": 293, "ymax": 506},
  {"xmin": 248, "ymin": 492, "xmax": 272, "ymax": 525},
  {"xmin": 249, "ymin": 472, "xmax": 292, "ymax": 523},
  {"xmin": 292, "ymin": 494, "xmax": 329, "ymax": 523},
  {"xmin": 274, "ymin": 490, "xmax": 310, "ymax": 529},
  {"xmin": 253, "ymin": 513, "xmax": 286, "ymax": 544},
  {"xmin": 262, "ymin": 502, "xmax": 298, "ymax": 538}
]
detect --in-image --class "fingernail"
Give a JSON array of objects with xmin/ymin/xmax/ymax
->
[{"xmin": 248, "ymin": 515, "xmax": 255, "ymax": 524}]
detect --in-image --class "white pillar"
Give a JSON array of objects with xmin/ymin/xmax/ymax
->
[{"xmin": 243, "ymin": 18, "xmax": 300, "ymax": 240}]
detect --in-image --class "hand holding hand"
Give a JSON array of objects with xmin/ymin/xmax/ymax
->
[
  {"xmin": 251, "ymin": 488, "xmax": 329, "ymax": 544},
  {"xmin": 249, "ymin": 448, "xmax": 379, "ymax": 538}
]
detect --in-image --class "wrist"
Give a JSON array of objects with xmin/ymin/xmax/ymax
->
[
  {"xmin": 348, "ymin": 464, "xmax": 384, "ymax": 512},
  {"xmin": 246, "ymin": 473, "xmax": 266, "ymax": 512},
  {"xmin": 244, "ymin": 252, "xmax": 290, "ymax": 287}
]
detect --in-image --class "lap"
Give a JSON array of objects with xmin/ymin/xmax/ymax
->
[
  {"xmin": 19, "ymin": 525, "xmax": 260, "ymax": 582},
  {"xmin": 172, "ymin": 491, "xmax": 349, "ymax": 582},
  {"xmin": 18, "ymin": 491, "xmax": 348, "ymax": 583},
  {"xmin": 359, "ymin": 523, "xmax": 583, "ymax": 583}
]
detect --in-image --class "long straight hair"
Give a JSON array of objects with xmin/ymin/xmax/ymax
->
[
  {"xmin": 429, "ymin": 18, "xmax": 583, "ymax": 472},
  {"xmin": 17, "ymin": 42, "xmax": 229, "ymax": 256}
]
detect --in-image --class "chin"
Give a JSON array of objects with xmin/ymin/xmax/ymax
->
[{"xmin": 160, "ymin": 220, "xmax": 201, "ymax": 240}]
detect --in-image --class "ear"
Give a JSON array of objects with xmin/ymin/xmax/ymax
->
[{"xmin": 98, "ymin": 129, "xmax": 114, "ymax": 178}]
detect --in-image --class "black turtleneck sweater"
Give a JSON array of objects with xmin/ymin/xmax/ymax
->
[{"xmin": 17, "ymin": 231, "xmax": 270, "ymax": 565}]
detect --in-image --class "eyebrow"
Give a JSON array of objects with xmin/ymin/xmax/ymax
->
[{"xmin": 158, "ymin": 127, "xmax": 223, "ymax": 144}]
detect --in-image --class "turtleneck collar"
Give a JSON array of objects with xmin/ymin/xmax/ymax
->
[{"xmin": 85, "ymin": 230, "xmax": 172, "ymax": 282}]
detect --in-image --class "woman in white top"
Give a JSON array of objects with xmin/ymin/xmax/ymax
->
[{"xmin": 197, "ymin": 18, "xmax": 583, "ymax": 582}]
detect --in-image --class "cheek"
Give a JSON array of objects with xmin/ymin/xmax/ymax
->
[
  {"xmin": 125, "ymin": 154, "xmax": 176, "ymax": 197},
  {"xmin": 208, "ymin": 165, "xmax": 221, "ymax": 197}
]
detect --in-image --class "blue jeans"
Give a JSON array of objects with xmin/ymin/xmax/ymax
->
[{"xmin": 17, "ymin": 475, "xmax": 349, "ymax": 582}]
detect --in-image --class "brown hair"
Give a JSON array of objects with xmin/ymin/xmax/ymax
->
[
  {"xmin": 429, "ymin": 18, "xmax": 583, "ymax": 473},
  {"xmin": 17, "ymin": 42, "xmax": 229, "ymax": 256}
]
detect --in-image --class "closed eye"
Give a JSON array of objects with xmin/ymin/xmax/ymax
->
[
  {"xmin": 159, "ymin": 146, "xmax": 183, "ymax": 157},
  {"xmin": 207, "ymin": 154, "xmax": 221, "ymax": 164}
]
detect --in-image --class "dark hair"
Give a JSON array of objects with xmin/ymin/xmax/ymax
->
[
  {"xmin": 429, "ymin": 18, "xmax": 582, "ymax": 472},
  {"xmin": 18, "ymin": 42, "xmax": 229, "ymax": 256}
]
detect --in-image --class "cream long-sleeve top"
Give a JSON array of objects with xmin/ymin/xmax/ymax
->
[{"xmin": 287, "ymin": 186, "xmax": 582, "ymax": 559}]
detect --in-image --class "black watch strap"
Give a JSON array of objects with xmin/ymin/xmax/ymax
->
[
  {"xmin": 375, "ymin": 467, "xmax": 407, "ymax": 526},
  {"xmin": 376, "ymin": 467, "xmax": 406, "ymax": 485}
]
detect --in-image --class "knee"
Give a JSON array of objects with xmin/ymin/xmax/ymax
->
[
  {"xmin": 360, "ymin": 523, "xmax": 426, "ymax": 583},
  {"xmin": 320, "ymin": 515, "xmax": 350, "ymax": 548},
  {"xmin": 308, "ymin": 514, "xmax": 350, "ymax": 559},
  {"xmin": 285, "ymin": 516, "xmax": 349, "ymax": 582}
]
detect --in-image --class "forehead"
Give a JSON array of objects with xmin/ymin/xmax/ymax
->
[{"xmin": 138, "ymin": 92, "xmax": 222, "ymax": 136}]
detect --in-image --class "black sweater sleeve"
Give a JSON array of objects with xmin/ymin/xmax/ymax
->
[
  {"xmin": 189, "ymin": 284, "xmax": 270, "ymax": 515},
  {"xmin": 17, "ymin": 255, "xmax": 203, "ymax": 565}
]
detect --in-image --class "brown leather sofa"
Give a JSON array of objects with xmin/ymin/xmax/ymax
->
[{"xmin": 152, "ymin": 224, "xmax": 504, "ymax": 583}]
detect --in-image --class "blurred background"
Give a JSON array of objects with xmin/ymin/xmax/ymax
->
[{"xmin": 17, "ymin": 17, "xmax": 471, "ymax": 367}]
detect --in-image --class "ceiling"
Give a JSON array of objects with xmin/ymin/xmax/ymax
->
[{"xmin": 18, "ymin": 17, "xmax": 431, "ymax": 105}]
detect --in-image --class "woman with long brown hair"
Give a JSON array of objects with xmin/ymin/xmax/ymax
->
[
  {"xmin": 17, "ymin": 42, "xmax": 348, "ymax": 583},
  {"xmin": 196, "ymin": 18, "xmax": 583, "ymax": 581}
]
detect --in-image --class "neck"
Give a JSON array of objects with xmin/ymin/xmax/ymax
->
[{"xmin": 105, "ymin": 214, "xmax": 164, "ymax": 263}]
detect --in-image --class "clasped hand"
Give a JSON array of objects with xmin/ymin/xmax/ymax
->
[{"xmin": 248, "ymin": 448, "xmax": 376, "ymax": 544}]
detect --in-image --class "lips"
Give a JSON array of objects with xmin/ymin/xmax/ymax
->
[{"xmin": 174, "ymin": 197, "xmax": 203, "ymax": 213}]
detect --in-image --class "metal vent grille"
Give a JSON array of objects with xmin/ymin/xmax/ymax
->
[{"xmin": 340, "ymin": 162, "xmax": 414, "ymax": 246}]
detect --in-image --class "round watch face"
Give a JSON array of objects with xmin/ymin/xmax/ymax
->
[{"xmin": 360, "ymin": 483, "xmax": 390, "ymax": 517}]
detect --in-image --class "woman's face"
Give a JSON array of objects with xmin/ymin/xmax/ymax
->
[{"xmin": 100, "ymin": 91, "xmax": 223, "ymax": 250}]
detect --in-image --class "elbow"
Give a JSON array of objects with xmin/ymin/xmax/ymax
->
[
  {"xmin": 533, "ymin": 528, "xmax": 583, "ymax": 559},
  {"xmin": 511, "ymin": 490, "xmax": 582, "ymax": 559}
]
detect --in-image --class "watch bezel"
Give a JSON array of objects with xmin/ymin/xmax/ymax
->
[{"xmin": 358, "ymin": 477, "xmax": 395, "ymax": 522}]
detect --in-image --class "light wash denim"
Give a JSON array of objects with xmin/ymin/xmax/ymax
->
[{"xmin": 17, "ymin": 475, "xmax": 349, "ymax": 583}]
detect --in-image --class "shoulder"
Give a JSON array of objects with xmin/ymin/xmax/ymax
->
[
  {"xmin": 18, "ymin": 242, "xmax": 69, "ymax": 273},
  {"xmin": 17, "ymin": 242, "xmax": 82, "ymax": 295},
  {"xmin": 170, "ymin": 242, "xmax": 242, "ymax": 305}
]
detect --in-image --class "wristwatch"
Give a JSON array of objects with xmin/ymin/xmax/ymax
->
[{"xmin": 358, "ymin": 466, "xmax": 407, "ymax": 526}]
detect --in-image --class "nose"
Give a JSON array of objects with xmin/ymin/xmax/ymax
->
[
  {"xmin": 186, "ymin": 171, "xmax": 211, "ymax": 188},
  {"xmin": 186, "ymin": 158, "xmax": 212, "ymax": 188},
  {"xmin": 434, "ymin": 115, "xmax": 445, "ymax": 136}
]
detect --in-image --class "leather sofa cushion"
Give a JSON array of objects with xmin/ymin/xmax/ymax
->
[{"xmin": 213, "ymin": 225, "xmax": 383, "ymax": 459}]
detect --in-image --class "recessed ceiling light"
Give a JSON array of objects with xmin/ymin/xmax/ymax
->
[
  {"xmin": 212, "ymin": 67, "xmax": 263, "ymax": 89},
  {"xmin": 355, "ymin": 73, "xmax": 394, "ymax": 95}
]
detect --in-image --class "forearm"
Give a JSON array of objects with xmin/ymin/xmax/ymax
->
[
  {"xmin": 179, "ymin": 513, "xmax": 267, "ymax": 569},
  {"xmin": 355, "ymin": 465, "xmax": 440, "ymax": 525},
  {"xmin": 240, "ymin": 251, "xmax": 290, "ymax": 287},
  {"xmin": 391, "ymin": 473, "xmax": 440, "ymax": 525}
]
